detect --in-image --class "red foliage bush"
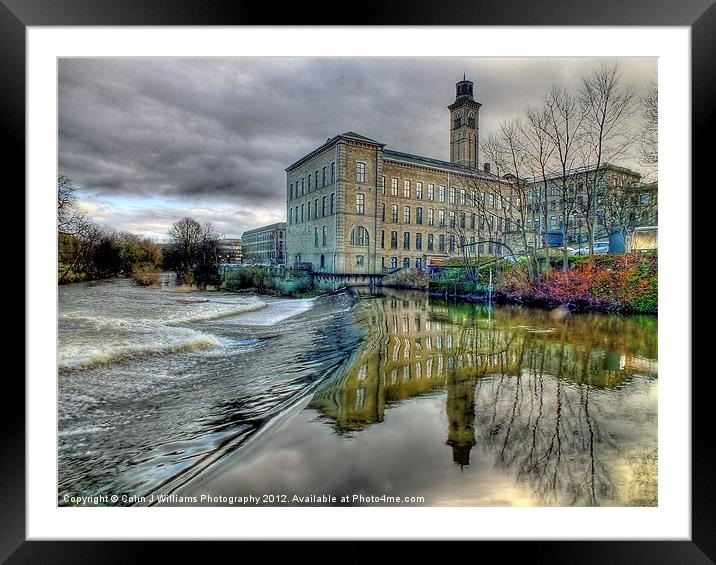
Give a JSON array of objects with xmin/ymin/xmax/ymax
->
[{"xmin": 494, "ymin": 254, "xmax": 657, "ymax": 313}]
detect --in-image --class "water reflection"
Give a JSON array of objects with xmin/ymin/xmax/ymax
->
[{"xmin": 309, "ymin": 288, "xmax": 657, "ymax": 506}]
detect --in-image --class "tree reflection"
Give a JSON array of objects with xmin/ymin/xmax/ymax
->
[{"xmin": 308, "ymin": 288, "xmax": 657, "ymax": 506}]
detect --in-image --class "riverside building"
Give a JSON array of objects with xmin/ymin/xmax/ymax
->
[{"xmin": 285, "ymin": 77, "xmax": 656, "ymax": 274}]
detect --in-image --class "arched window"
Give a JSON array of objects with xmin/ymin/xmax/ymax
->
[
  {"xmin": 351, "ymin": 226, "xmax": 369, "ymax": 246},
  {"xmin": 320, "ymin": 255, "xmax": 325, "ymax": 269},
  {"xmin": 454, "ymin": 112, "xmax": 462, "ymax": 129},
  {"xmin": 468, "ymin": 112, "xmax": 476, "ymax": 128}
]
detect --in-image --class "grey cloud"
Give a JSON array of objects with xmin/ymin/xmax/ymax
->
[{"xmin": 59, "ymin": 57, "xmax": 656, "ymax": 239}]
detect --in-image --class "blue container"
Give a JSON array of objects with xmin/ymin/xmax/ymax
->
[
  {"xmin": 545, "ymin": 231, "xmax": 563, "ymax": 247},
  {"xmin": 609, "ymin": 230, "xmax": 625, "ymax": 253}
]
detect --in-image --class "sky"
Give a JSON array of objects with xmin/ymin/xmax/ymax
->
[{"xmin": 58, "ymin": 57, "xmax": 656, "ymax": 241}]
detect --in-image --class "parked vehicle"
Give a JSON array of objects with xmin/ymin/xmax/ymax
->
[{"xmin": 575, "ymin": 241, "xmax": 609, "ymax": 255}]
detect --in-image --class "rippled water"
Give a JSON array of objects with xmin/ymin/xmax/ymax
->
[
  {"xmin": 58, "ymin": 279, "xmax": 361, "ymax": 505},
  {"xmin": 174, "ymin": 288, "xmax": 658, "ymax": 507}
]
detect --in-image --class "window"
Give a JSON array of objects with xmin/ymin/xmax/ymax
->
[
  {"xmin": 460, "ymin": 212, "xmax": 466, "ymax": 229},
  {"xmin": 427, "ymin": 184, "xmax": 434, "ymax": 201},
  {"xmin": 403, "ymin": 258, "xmax": 411, "ymax": 269},
  {"xmin": 381, "ymin": 230, "xmax": 385, "ymax": 248},
  {"xmin": 307, "ymin": 202, "xmax": 311, "ymax": 220},
  {"xmin": 471, "ymin": 213, "xmax": 476, "ymax": 229},
  {"xmin": 314, "ymin": 227, "xmax": 319, "ymax": 247},
  {"xmin": 416, "ymin": 233, "xmax": 423, "ymax": 250},
  {"xmin": 427, "ymin": 208, "xmax": 434, "ymax": 226},
  {"xmin": 301, "ymin": 204, "xmax": 305, "ymax": 222},
  {"xmin": 454, "ymin": 112, "xmax": 462, "ymax": 128},
  {"xmin": 320, "ymin": 254, "xmax": 325, "ymax": 269},
  {"xmin": 403, "ymin": 232, "xmax": 410, "ymax": 250},
  {"xmin": 403, "ymin": 206, "xmax": 410, "ymax": 224},
  {"xmin": 322, "ymin": 167, "xmax": 326, "ymax": 186},
  {"xmin": 356, "ymin": 193, "xmax": 365, "ymax": 215},
  {"xmin": 351, "ymin": 226, "xmax": 369, "ymax": 246},
  {"xmin": 315, "ymin": 171, "xmax": 318, "ymax": 189},
  {"xmin": 460, "ymin": 189, "xmax": 466, "ymax": 205},
  {"xmin": 391, "ymin": 257, "xmax": 398, "ymax": 269},
  {"xmin": 640, "ymin": 193, "xmax": 650, "ymax": 206},
  {"xmin": 322, "ymin": 225, "xmax": 327, "ymax": 246},
  {"xmin": 449, "ymin": 211, "xmax": 456, "ymax": 227},
  {"xmin": 289, "ymin": 208, "xmax": 293, "ymax": 225},
  {"xmin": 416, "ymin": 182, "xmax": 423, "ymax": 199},
  {"xmin": 559, "ymin": 215, "xmax": 564, "ymax": 230},
  {"xmin": 416, "ymin": 207, "xmax": 423, "ymax": 225},
  {"xmin": 450, "ymin": 235, "xmax": 456, "ymax": 252},
  {"xmin": 295, "ymin": 206, "xmax": 299, "ymax": 223},
  {"xmin": 470, "ymin": 190, "xmax": 476, "ymax": 205},
  {"xmin": 381, "ymin": 176, "xmax": 386, "ymax": 194},
  {"xmin": 301, "ymin": 178, "xmax": 305, "ymax": 195},
  {"xmin": 550, "ymin": 216, "xmax": 556, "ymax": 229},
  {"xmin": 439, "ymin": 185, "xmax": 446, "ymax": 202},
  {"xmin": 416, "ymin": 258, "xmax": 423, "ymax": 269},
  {"xmin": 289, "ymin": 184, "xmax": 293, "ymax": 200},
  {"xmin": 468, "ymin": 112, "xmax": 476, "ymax": 128},
  {"xmin": 331, "ymin": 162, "xmax": 335, "ymax": 183},
  {"xmin": 391, "ymin": 205, "xmax": 399, "ymax": 223},
  {"xmin": 322, "ymin": 196, "xmax": 327, "ymax": 216},
  {"xmin": 391, "ymin": 178, "xmax": 398, "ymax": 196},
  {"xmin": 356, "ymin": 162, "xmax": 366, "ymax": 183},
  {"xmin": 314, "ymin": 199, "xmax": 318, "ymax": 218},
  {"xmin": 449, "ymin": 187, "xmax": 456, "ymax": 205},
  {"xmin": 391, "ymin": 231, "xmax": 398, "ymax": 249},
  {"xmin": 308, "ymin": 175, "xmax": 311, "ymax": 191},
  {"xmin": 439, "ymin": 234, "xmax": 446, "ymax": 252},
  {"xmin": 438, "ymin": 210, "xmax": 445, "ymax": 226},
  {"xmin": 381, "ymin": 203, "xmax": 385, "ymax": 221},
  {"xmin": 356, "ymin": 255, "xmax": 364, "ymax": 266},
  {"xmin": 427, "ymin": 234, "xmax": 434, "ymax": 251},
  {"xmin": 330, "ymin": 193, "xmax": 335, "ymax": 214},
  {"xmin": 551, "ymin": 186, "xmax": 558, "ymax": 196},
  {"xmin": 488, "ymin": 193, "xmax": 494, "ymax": 208}
]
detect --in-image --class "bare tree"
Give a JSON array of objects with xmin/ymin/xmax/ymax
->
[
  {"xmin": 542, "ymin": 86, "xmax": 586, "ymax": 271},
  {"xmin": 522, "ymin": 106, "xmax": 556, "ymax": 271},
  {"xmin": 577, "ymin": 62, "xmax": 639, "ymax": 257},
  {"xmin": 166, "ymin": 217, "xmax": 219, "ymax": 288},
  {"xmin": 640, "ymin": 79, "xmax": 658, "ymax": 170},
  {"xmin": 58, "ymin": 175, "xmax": 78, "ymax": 234}
]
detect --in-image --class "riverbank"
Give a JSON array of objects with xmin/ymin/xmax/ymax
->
[{"xmin": 429, "ymin": 254, "xmax": 657, "ymax": 315}]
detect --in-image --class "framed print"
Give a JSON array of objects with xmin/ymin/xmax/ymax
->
[{"xmin": 5, "ymin": 0, "xmax": 714, "ymax": 561}]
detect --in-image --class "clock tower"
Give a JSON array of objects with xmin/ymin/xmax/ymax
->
[{"xmin": 448, "ymin": 75, "xmax": 481, "ymax": 169}]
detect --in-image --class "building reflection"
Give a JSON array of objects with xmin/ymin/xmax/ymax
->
[{"xmin": 308, "ymin": 288, "xmax": 658, "ymax": 505}]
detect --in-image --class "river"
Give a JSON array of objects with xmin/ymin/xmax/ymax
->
[{"xmin": 58, "ymin": 279, "xmax": 657, "ymax": 507}]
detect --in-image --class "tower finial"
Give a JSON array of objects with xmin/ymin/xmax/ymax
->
[{"xmin": 463, "ymin": 71, "xmax": 466, "ymax": 81}]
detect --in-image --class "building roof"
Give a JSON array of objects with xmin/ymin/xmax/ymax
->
[
  {"xmin": 383, "ymin": 149, "xmax": 496, "ymax": 179},
  {"xmin": 524, "ymin": 163, "xmax": 642, "ymax": 184},
  {"xmin": 285, "ymin": 131, "xmax": 385, "ymax": 172},
  {"xmin": 242, "ymin": 222, "xmax": 287, "ymax": 237}
]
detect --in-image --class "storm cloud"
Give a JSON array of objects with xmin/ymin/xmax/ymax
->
[{"xmin": 58, "ymin": 57, "xmax": 656, "ymax": 240}]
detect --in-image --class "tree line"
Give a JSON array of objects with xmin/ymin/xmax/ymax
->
[{"xmin": 58, "ymin": 176, "xmax": 220, "ymax": 288}]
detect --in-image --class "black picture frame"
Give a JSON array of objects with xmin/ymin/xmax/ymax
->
[{"xmin": 4, "ymin": 1, "xmax": 714, "ymax": 561}]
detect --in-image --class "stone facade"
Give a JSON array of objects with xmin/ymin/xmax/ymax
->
[{"xmin": 241, "ymin": 222, "xmax": 286, "ymax": 265}]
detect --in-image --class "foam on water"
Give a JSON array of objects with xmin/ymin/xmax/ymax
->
[{"xmin": 58, "ymin": 328, "xmax": 222, "ymax": 371}]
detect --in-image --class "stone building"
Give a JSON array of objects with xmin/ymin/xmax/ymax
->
[
  {"xmin": 285, "ymin": 77, "xmax": 656, "ymax": 274},
  {"xmin": 241, "ymin": 222, "xmax": 286, "ymax": 266}
]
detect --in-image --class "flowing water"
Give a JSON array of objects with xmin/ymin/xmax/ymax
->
[
  {"xmin": 58, "ymin": 278, "xmax": 361, "ymax": 505},
  {"xmin": 59, "ymin": 280, "xmax": 657, "ymax": 507}
]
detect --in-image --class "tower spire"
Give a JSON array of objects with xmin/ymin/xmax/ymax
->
[{"xmin": 463, "ymin": 71, "xmax": 466, "ymax": 81}]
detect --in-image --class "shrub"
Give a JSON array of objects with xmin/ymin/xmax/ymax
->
[{"xmin": 382, "ymin": 268, "xmax": 430, "ymax": 290}]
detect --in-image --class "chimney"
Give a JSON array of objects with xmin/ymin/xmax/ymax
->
[{"xmin": 483, "ymin": 162, "xmax": 491, "ymax": 173}]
